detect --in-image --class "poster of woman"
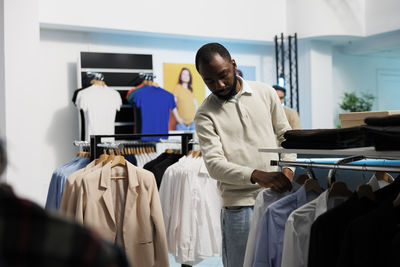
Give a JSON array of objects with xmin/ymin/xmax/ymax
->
[{"xmin": 163, "ymin": 63, "xmax": 205, "ymax": 131}]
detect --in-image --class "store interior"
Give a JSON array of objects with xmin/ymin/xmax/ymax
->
[{"xmin": 1, "ymin": 1, "xmax": 400, "ymax": 266}]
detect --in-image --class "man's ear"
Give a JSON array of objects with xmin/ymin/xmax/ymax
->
[{"xmin": 232, "ymin": 59, "xmax": 237, "ymax": 71}]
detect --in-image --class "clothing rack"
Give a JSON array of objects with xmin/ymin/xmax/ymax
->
[
  {"xmin": 90, "ymin": 133, "xmax": 195, "ymax": 267},
  {"xmin": 259, "ymin": 147, "xmax": 400, "ymax": 173},
  {"xmin": 90, "ymin": 133, "xmax": 193, "ymax": 160},
  {"xmin": 73, "ymin": 141, "xmax": 90, "ymax": 147}
]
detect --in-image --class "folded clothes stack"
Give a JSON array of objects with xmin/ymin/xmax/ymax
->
[
  {"xmin": 363, "ymin": 114, "xmax": 400, "ymax": 151},
  {"xmin": 281, "ymin": 114, "xmax": 400, "ymax": 151},
  {"xmin": 281, "ymin": 126, "xmax": 373, "ymax": 149}
]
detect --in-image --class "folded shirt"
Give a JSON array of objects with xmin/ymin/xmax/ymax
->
[
  {"xmin": 363, "ymin": 125, "xmax": 400, "ymax": 151},
  {"xmin": 364, "ymin": 114, "xmax": 400, "ymax": 127},
  {"xmin": 282, "ymin": 126, "xmax": 373, "ymax": 149}
]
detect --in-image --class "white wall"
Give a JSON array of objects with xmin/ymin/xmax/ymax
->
[
  {"xmin": 332, "ymin": 49, "xmax": 400, "ymax": 125},
  {"xmin": 365, "ymin": 0, "xmax": 400, "ymax": 35},
  {"xmin": 287, "ymin": 0, "xmax": 365, "ymax": 38},
  {"xmin": 298, "ymin": 40, "xmax": 334, "ymax": 129},
  {"xmin": 2, "ymin": 0, "xmax": 44, "ymax": 203},
  {"xmin": 0, "ymin": 0, "xmax": 5, "ymax": 140},
  {"xmin": 297, "ymin": 40, "xmax": 312, "ymax": 129},
  {"xmin": 39, "ymin": 0, "xmax": 286, "ymax": 43}
]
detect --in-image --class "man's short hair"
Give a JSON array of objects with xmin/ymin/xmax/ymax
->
[
  {"xmin": 272, "ymin": 85, "xmax": 286, "ymax": 95},
  {"xmin": 195, "ymin": 43, "xmax": 232, "ymax": 71}
]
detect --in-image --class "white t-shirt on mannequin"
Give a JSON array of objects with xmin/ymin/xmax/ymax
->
[{"xmin": 76, "ymin": 84, "xmax": 122, "ymax": 141}]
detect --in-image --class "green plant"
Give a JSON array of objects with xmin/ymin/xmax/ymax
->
[{"xmin": 339, "ymin": 92, "xmax": 375, "ymax": 112}]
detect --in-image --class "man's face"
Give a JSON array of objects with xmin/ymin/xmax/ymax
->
[
  {"xmin": 276, "ymin": 89, "xmax": 285, "ymax": 104},
  {"xmin": 198, "ymin": 54, "xmax": 238, "ymax": 101}
]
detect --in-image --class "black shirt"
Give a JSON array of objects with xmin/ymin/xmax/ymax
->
[
  {"xmin": 336, "ymin": 200, "xmax": 400, "ymax": 267},
  {"xmin": 144, "ymin": 153, "xmax": 183, "ymax": 188},
  {"xmin": 308, "ymin": 176, "xmax": 400, "ymax": 267}
]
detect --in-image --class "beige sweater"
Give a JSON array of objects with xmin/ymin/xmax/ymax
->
[{"xmin": 194, "ymin": 78, "xmax": 296, "ymax": 206}]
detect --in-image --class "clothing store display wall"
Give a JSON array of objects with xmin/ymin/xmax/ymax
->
[{"xmin": 76, "ymin": 52, "xmax": 154, "ymax": 139}]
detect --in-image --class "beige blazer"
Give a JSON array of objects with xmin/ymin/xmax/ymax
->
[
  {"xmin": 284, "ymin": 106, "xmax": 301, "ymax": 130},
  {"xmin": 76, "ymin": 161, "xmax": 169, "ymax": 267},
  {"xmin": 60, "ymin": 160, "xmax": 97, "ymax": 218}
]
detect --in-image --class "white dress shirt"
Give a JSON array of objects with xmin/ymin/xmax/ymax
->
[
  {"xmin": 159, "ymin": 156, "xmax": 222, "ymax": 265},
  {"xmin": 280, "ymin": 190, "xmax": 349, "ymax": 267}
]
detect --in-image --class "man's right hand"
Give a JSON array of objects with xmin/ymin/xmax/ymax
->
[{"xmin": 251, "ymin": 170, "xmax": 292, "ymax": 193}]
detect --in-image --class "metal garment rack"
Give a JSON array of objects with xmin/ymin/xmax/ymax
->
[
  {"xmin": 274, "ymin": 33, "xmax": 299, "ymax": 113},
  {"xmin": 259, "ymin": 147, "xmax": 400, "ymax": 173},
  {"xmin": 90, "ymin": 133, "xmax": 193, "ymax": 161}
]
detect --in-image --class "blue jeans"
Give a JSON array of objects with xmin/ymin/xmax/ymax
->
[
  {"xmin": 221, "ymin": 206, "xmax": 253, "ymax": 267},
  {"xmin": 176, "ymin": 122, "xmax": 195, "ymax": 131}
]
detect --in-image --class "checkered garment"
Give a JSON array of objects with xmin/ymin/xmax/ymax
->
[{"xmin": 0, "ymin": 184, "xmax": 130, "ymax": 267}]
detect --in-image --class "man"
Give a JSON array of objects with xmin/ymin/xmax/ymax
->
[
  {"xmin": 273, "ymin": 85, "xmax": 301, "ymax": 129},
  {"xmin": 194, "ymin": 43, "xmax": 296, "ymax": 267}
]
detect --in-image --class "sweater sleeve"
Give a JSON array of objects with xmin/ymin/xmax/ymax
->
[{"xmin": 194, "ymin": 111, "xmax": 254, "ymax": 185}]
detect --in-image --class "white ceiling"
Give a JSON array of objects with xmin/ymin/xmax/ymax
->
[{"xmin": 332, "ymin": 30, "xmax": 400, "ymax": 58}]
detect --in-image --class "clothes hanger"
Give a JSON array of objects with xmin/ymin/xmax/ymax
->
[
  {"xmin": 375, "ymin": 171, "xmax": 394, "ymax": 184},
  {"xmin": 393, "ymin": 192, "xmax": 400, "ymax": 207},
  {"xmin": 91, "ymin": 79, "xmax": 106, "ymax": 86},
  {"xmin": 111, "ymin": 155, "xmax": 126, "ymax": 168},
  {"xmin": 296, "ymin": 166, "xmax": 317, "ymax": 185},
  {"xmin": 192, "ymin": 150, "xmax": 202, "ymax": 158},
  {"xmin": 96, "ymin": 149, "xmax": 109, "ymax": 165},
  {"xmin": 328, "ymin": 181, "xmax": 352, "ymax": 198},
  {"xmin": 302, "ymin": 166, "xmax": 323, "ymax": 193},
  {"xmin": 295, "ymin": 174, "xmax": 309, "ymax": 185},
  {"xmin": 104, "ymin": 149, "xmax": 115, "ymax": 165},
  {"xmin": 327, "ymin": 155, "xmax": 365, "ymax": 187},
  {"xmin": 304, "ymin": 179, "xmax": 323, "ymax": 194},
  {"xmin": 356, "ymin": 184, "xmax": 376, "ymax": 201}
]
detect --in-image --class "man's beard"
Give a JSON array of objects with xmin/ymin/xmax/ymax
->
[{"xmin": 215, "ymin": 71, "xmax": 238, "ymax": 101}]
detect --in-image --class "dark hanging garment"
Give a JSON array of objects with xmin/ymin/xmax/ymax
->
[
  {"xmin": 336, "ymin": 200, "xmax": 400, "ymax": 267},
  {"xmin": 144, "ymin": 153, "xmax": 183, "ymax": 188},
  {"xmin": 310, "ymin": 176, "xmax": 400, "ymax": 267}
]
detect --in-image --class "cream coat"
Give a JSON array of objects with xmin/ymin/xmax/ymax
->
[{"xmin": 76, "ymin": 161, "xmax": 169, "ymax": 267}]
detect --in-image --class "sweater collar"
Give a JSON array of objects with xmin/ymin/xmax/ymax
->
[{"xmin": 212, "ymin": 76, "xmax": 253, "ymax": 104}]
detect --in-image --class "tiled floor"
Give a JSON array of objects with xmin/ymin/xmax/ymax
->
[{"xmin": 169, "ymin": 254, "xmax": 223, "ymax": 267}]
